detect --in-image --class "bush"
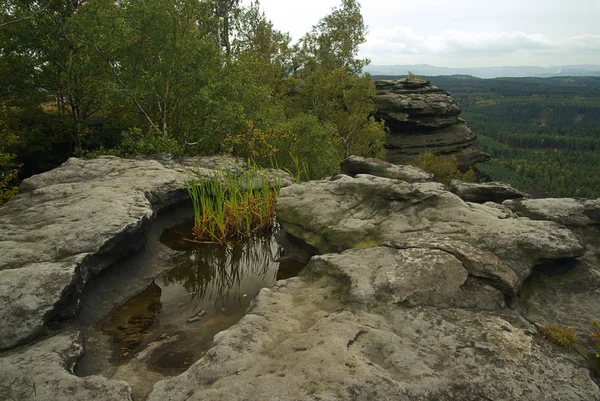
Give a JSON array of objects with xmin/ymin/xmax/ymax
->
[{"xmin": 408, "ymin": 151, "xmax": 475, "ymax": 186}]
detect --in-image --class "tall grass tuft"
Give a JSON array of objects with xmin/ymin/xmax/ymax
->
[{"xmin": 185, "ymin": 161, "xmax": 280, "ymax": 245}]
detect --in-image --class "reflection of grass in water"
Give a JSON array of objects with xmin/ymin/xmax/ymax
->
[{"xmin": 162, "ymin": 236, "xmax": 280, "ymax": 308}]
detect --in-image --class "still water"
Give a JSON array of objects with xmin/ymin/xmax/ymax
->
[{"xmin": 75, "ymin": 207, "xmax": 303, "ymax": 399}]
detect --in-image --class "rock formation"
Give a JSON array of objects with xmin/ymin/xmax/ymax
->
[
  {"xmin": 0, "ymin": 155, "xmax": 290, "ymax": 351},
  {"xmin": 450, "ymin": 179, "xmax": 529, "ymax": 203},
  {"xmin": 1, "ymin": 156, "xmax": 599, "ymax": 401},
  {"xmin": 375, "ymin": 78, "xmax": 490, "ymax": 169}
]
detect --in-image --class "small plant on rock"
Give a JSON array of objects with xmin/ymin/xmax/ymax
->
[
  {"xmin": 543, "ymin": 323, "xmax": 578, "ymax": 349},
  {"xmin": 591, "ymin": 322, "xmax": 600, "ymax": 358},
  {"xmin": 353, "ymin": 240, "xmax": 379, "ymax": 249},
  {"xmin": 185, "ymin": 161, "xmax": 280, "ymax": 245}
]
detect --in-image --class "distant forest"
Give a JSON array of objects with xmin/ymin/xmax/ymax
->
[{"xmin": 374, "ymin": 75, "xmax": 600, "ymax": 198}]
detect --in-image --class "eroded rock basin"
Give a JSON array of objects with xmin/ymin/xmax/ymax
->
[{"xmin": 74, "ymin": 207, "xmax": 303, "ymax": 400}]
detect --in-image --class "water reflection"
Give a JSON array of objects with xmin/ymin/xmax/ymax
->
[{"xmin": 162, "ymin": 237, "xmax": 280, "ymax": 308}]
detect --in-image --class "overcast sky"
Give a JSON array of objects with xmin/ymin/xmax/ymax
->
[{"xmin": 252, "ymin": 0, "xmax": 600, "ymax": 67}]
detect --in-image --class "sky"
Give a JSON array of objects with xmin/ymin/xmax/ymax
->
[{"xmin": 250, "ymin": 0, "xmax": 600, "ymax": 68}]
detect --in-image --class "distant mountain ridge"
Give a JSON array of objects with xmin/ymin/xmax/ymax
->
[{"xmin": 364, "ymin": 64, "xmax": 600, "ymax": 79}]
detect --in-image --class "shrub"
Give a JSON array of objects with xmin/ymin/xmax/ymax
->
[
  {"xmin": 408, "ymin": 151, "xmax": 475, "ymax": 186},
  {"xmin": 543, "ymin": 323, "xmax": 578, "ymax": 349}
]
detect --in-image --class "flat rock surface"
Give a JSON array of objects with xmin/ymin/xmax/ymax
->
[
  {"xmin": 276, "ymin": 174, "xmax": 585, "ymax": 293},
  {"xmin": 504, "ymin": 198, "xmax": 600, "ymax": 226},
  {"xmin": 147, "ymin": 271, "xmax": 600, "ymax": 401},
  {"xmin": 0, "ymin": 155, "xmax": 290, "ymax": 350},
  {"xmin": 0, "ymin": 330, "xmax": 133, "ymax": 401}
]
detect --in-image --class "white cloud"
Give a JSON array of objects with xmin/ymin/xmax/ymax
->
[{"xmin": 361, "ymin": 26, "xmax": 600, "ymax": 65}]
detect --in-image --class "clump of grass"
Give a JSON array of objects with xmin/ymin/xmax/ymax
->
[
  {"xmin": 543, "ymin": 323, "xmax": 578, "ymax": 349},
  {"xmin": 353, "ymin": 240, "xmax": 379, "ymax": 249},
  {"xmin": 591, "ymin": 322, "xmax": 600, "ymax": 358},
  {"xmin": 186, "ymin": 161, "xmax": 280, "ymax": 245}
]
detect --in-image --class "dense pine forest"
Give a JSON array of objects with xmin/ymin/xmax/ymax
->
[
  {"xmin": 0, "ymin": 0, "xmax": 385, "ymax": 204},
  {"xmin": 375, "ymin": 75, "xmax": 600, "ymax": 198}
]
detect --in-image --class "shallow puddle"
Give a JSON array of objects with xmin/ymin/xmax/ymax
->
[{"xmin": 75, "ymin": 209, "xmax": 304, "ymax": 399}]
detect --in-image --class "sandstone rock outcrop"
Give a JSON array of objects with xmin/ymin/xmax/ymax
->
[
  {"xmin": 450, "ymin": 179, "xmax": 529, "ymax": 203},
  {"xmin": 504, "ymin": 197, "xmax": 600, "ymax": 226},
  {"xmin": 375, "ymin": 78, "xmax": 490, "ymax": 169},
  {"xmin": 0, "ymin": 155, "xmax": 290, "ymax": 350},
  {"xmin": 0, "ymin": 330, "xmax": 133, "ymax": 401},
  {"xmin": 2, "ymin": 157, "xmax": 599, "ymax": 401},
  {"xmin": 146, "ymin": 266, "xmax": 599, "ymax": 401},
  {"xmin": 276, "ymin": 174, "xmax": 585, "ymax": 293},
  {"xmin": 340, "ymin": 155, "xmax": 432, "ymax": 182}
]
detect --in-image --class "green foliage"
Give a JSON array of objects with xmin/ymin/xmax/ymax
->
[
  {"xmin": 185, "ymin": 162, "xmax": 280, "ymax": 245},
  {"xmin": 591, "ymin": 322, "xmax": 600, "ymax": 358},
  {"xmin": 1, "ymin": 0, "xmax": 382, "ymax": 187},
  {"xmin": 408, "ymin": 151, "xmax": 475, "ymax": 186},
  {"xmin": 0, "ymin": 103, "xmax": 20, "ymax": 205},
  {"xmin": 119, "ymin": 128, "xmax": 183, "ymax": 157}
]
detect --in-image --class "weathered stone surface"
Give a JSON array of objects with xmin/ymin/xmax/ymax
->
[
  {"xmin": 450, "ymin": 179, "xmax": 529, "ymax": 203},
  {"xmin": 375, "ymin": 79, "xmax": 489, "ymax": 169},
  {"xmin": 146, "ymin": 273, "xmax": 600, "ymax": 401},
  {"xmin": 520, "ymin": 227, "xmax": 600, "ymax": 347},
  {"xmin": 276, "ymin": 174, "xmax": 585, "ymax": 293},
  {"xmin": 340, "ymin": 155, "xmax": 432, "ymax": 182},
  {"xmin": 309, "ymin": 247, "xmax": 505, "ymax": 309},
  {"xmin": 504, "ymin": 197, "xmax": 600, "ymax": 226},
  {"xmin": 0, "ymin": 155, "xmax": 291, "ymax": 350},
  {"xmin": 0, "ymin": 330, "xmax": 132, "ymax": 401}
]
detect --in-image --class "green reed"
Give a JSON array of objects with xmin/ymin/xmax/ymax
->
[{"xmin": 185, "ymin": 161, "xmax": 280, "ymax": 245}]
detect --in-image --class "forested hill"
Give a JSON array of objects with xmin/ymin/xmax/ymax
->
[{"xmin": 373, "ymin": 75, "xmax": 600, "ymax": 198}]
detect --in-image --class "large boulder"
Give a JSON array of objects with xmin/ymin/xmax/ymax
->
[
  {"xmin": 276, "ymin": 174, "xmax": 585, "ymax": 294},
  {"xmin": 375, "ymin": 79, "xmax": 489, "ymax": 170},
  {"xmin": 504, "ymin": 198, "xmax": 600, "ymax": 227},
  {"xmin": 0, "ymin": 155, "xmax": 290, "ymax": 350},
  {"xmin": 340, "ymin": 155, "xmax": 432, "ymax": 182},
  {"xmin": 450, "ymin": 180, "xmax": 529, "ymax": 203},
  {"xmin": 146, "ymin": 271, "xmax": 600, "ymax": 401}
]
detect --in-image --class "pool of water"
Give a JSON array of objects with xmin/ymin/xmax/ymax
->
[{"xmin": 74, "ymin": 207, "xmax": 304, "ymax": 399}]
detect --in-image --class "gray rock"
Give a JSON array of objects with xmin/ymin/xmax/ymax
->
[
  {"xmin": 309, "ymin": 247, "xmax": 505, "ymax": 309},
  {"xmin": 0, "ymin": 330, "xmax": 132, "ymax": 401},
  {"xmin": 450, "ymin": 180, "xmax": 529, "ymax": 203},
  {"xmin": 0, "ymin": 156, "xmax": 291, "ymax": 350},
  {"xmin": 340, "ymin": 155, "xmax": 432, "ymax": 182},
  {"xmin": 521, "ymin": 259, "xmax": 600, "ymax": 343},
  {"xmin": 504, "ymin": 198, "xmax": 600, "ymax": 226},
  {"xmin": 276, "ymin": 174, "xmax": 585, "ymax": 293},
  {"xmin": 375, "ymin": 80, "xmax": 461, "ymax": 128},
  {"xmin": 146, "ymin": 274, "xmax": 600, "ymax": 401},
  {"xmin": 374, "ymin": 80, "xmax": 489, "ymax": 170}
]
